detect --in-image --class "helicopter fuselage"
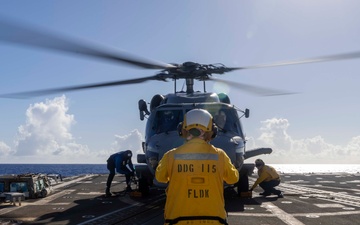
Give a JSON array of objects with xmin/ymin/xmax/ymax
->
[{"xmin": 136, "ymin": 91, "xmax": 256, "ymax": 191}]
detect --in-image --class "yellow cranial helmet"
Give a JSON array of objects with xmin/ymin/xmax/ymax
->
[{"xmin": 182, "ymin": 109, "xmax": 213, "ymax": 132}]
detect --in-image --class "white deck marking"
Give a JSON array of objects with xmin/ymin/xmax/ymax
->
[
  {"xmin": 314, "ymin": 203, "xmax": 344, "ymax": 208},
  {"xmin": 293, "ymin": 210, "xmax": 360, "ymax": 217},
  {"xmin": 228, "ymin": 201, "xmax": 305, "ymax": 225},
  {"xmin": 228, "ymin": 192, "xmax": 305, "ymax": 225},
  {"xmin": 261, "ymin": 201, "xmax": 305, "ymax": 225},
  {"xmin": 77, "ymin": 192, "xmax": 103, "ymax": 195},
  {"xmin": 228, "ymin": 212, "xmax": 278, "ymax": 217}
]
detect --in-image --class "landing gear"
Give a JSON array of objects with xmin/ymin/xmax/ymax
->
[
  {"xmin": 134, "ymin": 164, "xmax": 153, "ymax": 197},
  {"xmin": 237, "ymin": 174, "xmax": 249, "ymax": 196},
  {"xmin": 138, "ymin": 178, "xmax": 150, "ymax": 196},
  {"xmin": 237, "ymin": 164, "xmax": 254, "ymax": 197}
]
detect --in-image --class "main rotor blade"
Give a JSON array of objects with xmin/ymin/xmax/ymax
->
[
  {"xmin": 210, "ymin": 77, "xmax": 298, "ymax": 96},
  {"xmin": 0, "ymin": 75, "xmax": 163, "ymax": 99},
  {"xmin": 229, "ymin": 51, "xmax": 360, "ymax": 71},
  {"xmin": 0, "ymin": 17, "xmax": 175, "ymax": 70}
]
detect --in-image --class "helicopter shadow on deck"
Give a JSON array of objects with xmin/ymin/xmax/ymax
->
[
  {"xmin": 224, "ymin": 187, "xmax": 280, "ymax": 213},
  {"xmin": 224, "ymin": 187, "xmax": 253, "ymax": 212},
  {"xmin": 27, "ymin": 197, "xmax": 115, "ymax": 224},
  {"xmin": 27, "ymin": 180, "xmax": 164, "ymax": 225}
]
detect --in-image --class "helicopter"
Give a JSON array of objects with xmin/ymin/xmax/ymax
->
[{"xmin": 1, "ymin": 18, "xmax": 360, "ymax": 195}]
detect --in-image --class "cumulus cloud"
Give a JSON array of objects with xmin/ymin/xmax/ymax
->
[
  {"xmin": 0, "ymin": 95, "xmax": 145, "ymax": 164},
  {"xmin": 8, "ymin": 96, "xmax": 91, "ymax": 163},
  {"xmin": 247, "ymin": 118, "xmax": 360, "ymax": 164},
  {"xmin": 1, "ymin": 96, "xmax": 358, "ymax": 164},
  {"xmin": 109, "ymin": 129, "xmax": 144, "ymax": 163},
  {"xmin": 0, "ymin": 141, "xmax": 13, "ymax": 156}
]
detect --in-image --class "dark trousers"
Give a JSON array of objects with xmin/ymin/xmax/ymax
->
[
  {"xmin": 259, "ymin": 179, "xmax": 281, "ymax": 195},
  {"xmin": 106, "ymin": 164, "xmax": 132, "ymax": 190}
]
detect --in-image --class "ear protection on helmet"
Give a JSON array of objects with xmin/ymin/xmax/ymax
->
[
  {"xmin": 211, "ymin": 121, "xmax": 218, "ymax": 139},
  {"xmin": 177, "ymin": 122, "xmax": 183, "ymax": 136}
]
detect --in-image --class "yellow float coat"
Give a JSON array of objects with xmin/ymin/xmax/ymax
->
[
  {"xmin": 251, "ymin": 165, "xmax": 280, "ymax": 190},
  {"xmin": 155, "ymin": 138, "xmax": 239, "ymax": 225}
]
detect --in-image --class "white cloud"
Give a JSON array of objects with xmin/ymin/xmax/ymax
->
[
  {"xmin": 248, "ymin": 118, "xmax": 360, "ymax": 164},
  {"xmin": 345, "ymin": 136, "xmax": 360, "ymax": 157},
  {"xmin": 2, "ymin": 96, "xmax": 91, "ymax": 163},
  {"xmin": 109, "ymin": 129, "xmax": 144, "ymax": 163},
  {"xmin": 258, "ymin": 118, "xmax": 292, "ymax": 149},
  {"xmin": 0, "ymin": 141, "xmax": 13, "ymax": 156},
  {"xmin": 1, "ymin": 97, "xmax": 358, "ymax": 165},
  {"xmin": 0, "ymin": 95, "xmax": 145, "ymax": 164}
]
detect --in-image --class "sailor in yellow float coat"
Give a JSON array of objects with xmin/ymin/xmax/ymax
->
[
  {"xmin": 249, "ymin": 159, "xmax": 283, "ymax": 198},
  {"xmin": 156, "ymin": 109, "xmax": 239, "ymax": 225}
]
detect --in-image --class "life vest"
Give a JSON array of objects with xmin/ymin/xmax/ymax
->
[{"xmin": 156, "ymin": 138, "xmax": 239, "ymax": 224}]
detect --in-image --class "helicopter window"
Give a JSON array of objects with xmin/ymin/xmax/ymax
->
[
  {"xmin": 214, "ymin": 110, "xmax": 227, "ymax": 129},
  {"xmin": 211, "ymin": 108, "xmax": 240, "ymax": 134},
  {"xmin": 153, "ymin": 109, "xmax": 183, "ymax": 134}
]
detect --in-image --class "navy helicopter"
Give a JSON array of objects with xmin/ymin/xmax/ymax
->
[{"xmin": 1, "ymin": 18, "xmax": 360, "ymax": 196}]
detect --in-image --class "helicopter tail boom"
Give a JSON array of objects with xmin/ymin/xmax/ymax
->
[{"xmin": 244, "ymin": 148, "xmax": 272, "ymax": 160}]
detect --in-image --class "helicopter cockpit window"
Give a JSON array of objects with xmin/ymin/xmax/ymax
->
[
  {"xmin": 212, "ymin": 108, "xmax": 239, "ymax": 134},
  {"xmin": 153, "ymin": 109, "xmax": 183, "ymax": 134},
  {"xmin": 214, "ymin": 110, "xmax": 227, "ymax": 129}
]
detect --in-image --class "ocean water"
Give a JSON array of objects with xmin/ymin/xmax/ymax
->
[
  {"xmin": 272, "ymin": 164, "xmax": 360, "ymax": 174},
  {"xmin": 0, "ymin": 164, "xmax": 359, "ymax": 177},
  {"xmin": 0, "ymin": 164, "xmax": 108, "ymax": 177}
]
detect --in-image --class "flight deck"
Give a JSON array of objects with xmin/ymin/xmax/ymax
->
[{"xmin": 1, "ymin": 173, "xmax": 360, "ymax": 225}]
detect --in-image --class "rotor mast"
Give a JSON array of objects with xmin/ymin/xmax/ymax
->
[{"xmin": 186, "ymin": 78, "xmax": 194, "ymax": 94}]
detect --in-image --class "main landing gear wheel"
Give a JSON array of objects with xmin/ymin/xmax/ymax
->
[
  {"xmin": 237, "ymin": 174, "xmax": 249, "ymax": 196},
  {"xmin": 138, "ymin": 178, "xmax": 150, "ymax": 196}
]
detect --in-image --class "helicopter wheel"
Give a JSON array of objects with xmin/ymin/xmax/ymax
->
[
  {"xmin": 138, "ymin": 178, "xmax": 150, "ymax": 197},
  {"xmin": 237, "ymin": 174, "xmax": 249, "ymax": 196}
]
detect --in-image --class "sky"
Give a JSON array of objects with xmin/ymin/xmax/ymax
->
[{"xmin": 0, "ymin": 0, "xmax": 360, "ymax": 164}]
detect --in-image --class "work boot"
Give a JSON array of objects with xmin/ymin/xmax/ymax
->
[
  {"xmin": 259, "ymin": 192, "xmax": 271, "ymax": 197},
  {"xmin": 105, "ymin": 188, "xmax": 113, "ymax": 197}
]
